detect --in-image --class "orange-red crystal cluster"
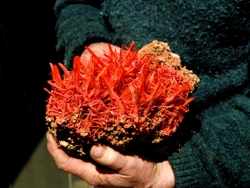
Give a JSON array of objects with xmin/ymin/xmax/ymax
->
[{"xmin": 45, "ymin": 41, "xmax": 194, "ymax": 147}]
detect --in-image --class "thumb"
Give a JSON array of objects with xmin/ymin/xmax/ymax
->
[{"xmin": 90, "ymin": 145, "xmax": 128, "ymax": 171}]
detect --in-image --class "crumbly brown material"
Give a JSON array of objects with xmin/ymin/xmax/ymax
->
[{"xmin": 138, "ymin": 40, "xmax": 200, "ymax": 90}]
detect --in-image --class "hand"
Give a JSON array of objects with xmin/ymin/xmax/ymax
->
[
  {"xmin": 81, "ymin": 42, "xmax": 121, "ymax": 61},
  {"xmin": 46, "ymin": 132, "xmax": 175, "ymax": 188}
]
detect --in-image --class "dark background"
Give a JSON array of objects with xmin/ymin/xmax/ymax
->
[{"xmin": 0, "ymin": 1, "xmax": 60, "ymax": 186}]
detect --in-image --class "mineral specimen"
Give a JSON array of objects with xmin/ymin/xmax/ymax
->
[{"xmin": 45, "ymin": 40, "xmax": 200, "ymax": 161}]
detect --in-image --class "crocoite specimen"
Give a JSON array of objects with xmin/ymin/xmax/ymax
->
[{"xmin": 45, "ymin": 40, "xmax": 200, "ymax": 159}]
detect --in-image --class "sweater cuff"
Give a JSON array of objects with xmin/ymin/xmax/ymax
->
[
  {"xmin": 55, "ymin": 4, "xmax": 114, "ymax": 68},
  {"xmin": 168, "ymin": 141, "xmax": 208, "ymax": 188}
]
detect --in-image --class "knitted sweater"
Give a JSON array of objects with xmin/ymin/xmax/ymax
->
[{"xmin": 54, "ymin": 0, "xmax": 250, "ymax": 187}]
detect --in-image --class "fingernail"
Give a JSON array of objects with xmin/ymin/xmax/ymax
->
[{"xmin": 91, "ymin": 144, "xmax": 105, "ymax": 158}]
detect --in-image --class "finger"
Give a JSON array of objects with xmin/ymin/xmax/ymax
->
[
  {"xmin": 81, "ymin": 43, "xmax": 121, "ymax": 61},
  {"xmin": 46, "ymin": 131, "xmax": 72, "ymax": 169},
  {"xmin": 81, "ymin": 43, "xmax": 106, "ymax": 61},
  {"xmin": 47, "ymin": 133, "xmax": 143, "ymax": 187},
  {"xmin": 90, "ymin": 144, "xmax": 129, "ymax": 172},
  {"xmin": 46, "ymin": 132, "xmax": 84, "ymax": 173},
  {"xmin": 46, "ymin": 132, "xmax": 100, "ymax": 183}
]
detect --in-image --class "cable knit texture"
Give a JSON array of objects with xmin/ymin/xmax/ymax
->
[{"xmin": 54, "ymin": 0, "xmax": 250, "ymax": 187}]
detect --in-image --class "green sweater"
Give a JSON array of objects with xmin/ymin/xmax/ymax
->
[{"xmin": 54, "ymin": 0, "xmax": 250, "ymax": 187}]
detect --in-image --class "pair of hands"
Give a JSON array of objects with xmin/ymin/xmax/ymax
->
[{"xmin": 46, "ymin": 42, "xmax": 175, "ymax": 188}]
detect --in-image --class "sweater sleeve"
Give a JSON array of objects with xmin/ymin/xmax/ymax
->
[
  {"xmin": 169, "ymin": 91, "xmax": 250, "ymax": 187},
  {"xmin": 54, "ymin": 0, "xmax": 114, "ymax": 68}
]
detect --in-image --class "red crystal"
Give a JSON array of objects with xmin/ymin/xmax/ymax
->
[{"xmin": 45, "ymin": 40, "xmax": 198, "ymax": 156}]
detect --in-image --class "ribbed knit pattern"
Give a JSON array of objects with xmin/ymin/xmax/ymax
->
[{"xmin": 170, "ymin": 92, "xmax": 250, "ymax": 187}]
